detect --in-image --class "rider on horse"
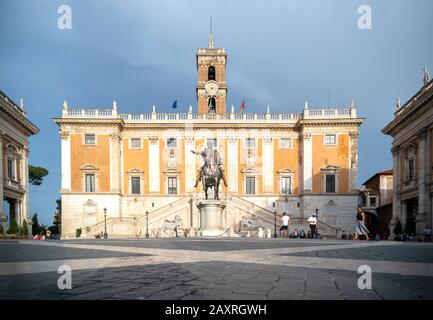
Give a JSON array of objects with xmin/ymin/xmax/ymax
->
[{"xmin": 191, "ymin": 146, "xmax": 228, "ymax": 188}]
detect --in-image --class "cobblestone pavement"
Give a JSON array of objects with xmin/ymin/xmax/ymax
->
[{"xmin": 0, "ymin": 238, "xmax": 432, "ymax": 300}]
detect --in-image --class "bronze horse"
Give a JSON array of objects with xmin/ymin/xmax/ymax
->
[
  {"xmin": 192, "ymin": 148, "xmax": 224, "ymax": 200},
  {"xmin": 201, "ymin": 150, "xmax": 222, "ymax": 200}
]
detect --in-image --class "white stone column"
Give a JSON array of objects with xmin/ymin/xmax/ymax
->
[
  {"xmin": 349, "ymin": 132, "xmax": 359, "ymax": 191},
  {"xmin": 15, "ymin": 200, "xmax": 21, "ymax": 227},
  {"xmin": 109, "ymin": 134, "xmax": 121, "ymax": 193},
  {"xmin": 416, "ymin": 127, "xmax": 428, "ymax": 235},
  {"xmin": 302, "ymin": 133, "xmax": 313, "ymax": 192},
  {"xmin": 262, "ymin": 136, "xmax": 274, "ymax": 193},
  {"xmin": 227, "ymin": 137, "xmax": 238, "ymax": 193},
  {"xmin": 20, "ymin": 146, "xmax": 29, "ymax": 224},
  {"xmin": 149, "ymin": 137, "xmax": 160, "ymax": 193},
  {"xmin": 390, "ymin": 146, "xmax": 401, "ymax": 236},
  {"xmin": 60, "ymin": 131, "xmax": 71, "ymax": 191},
  {"xmin": 0, "ymin": 131, "xmax": 6, "ymax": 233},
  {"xmin": 185, "ymin": 137, "xmax": 196, "ymax": 192}
]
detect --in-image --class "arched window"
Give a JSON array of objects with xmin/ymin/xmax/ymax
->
[
  {"xmin": 208, "ymin": 97, "xmax": 216, "ymax": 113},
  {"xmin": 208, "ymin": 66, "xmax": 216, "ymax": 81}
]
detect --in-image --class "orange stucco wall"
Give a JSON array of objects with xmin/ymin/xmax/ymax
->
[
  {"xmin": 312, "ymin": 134, "xmax": 349, "ymax": 193},
  {"xmin": 70, "ymin": 134, "xmax": 110, "ymax": 192},
  {"xmin": 273, "ymin": 138, "xmax": 299, "ymax": 194},
  {"xmin": 122, "ymin": 137, "xmax": 149, "ymax": 194}
]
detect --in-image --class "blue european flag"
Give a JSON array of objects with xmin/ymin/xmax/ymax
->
[{"xmin": 171, "ymin": 100, "xmax": 177, "ymax": 109}]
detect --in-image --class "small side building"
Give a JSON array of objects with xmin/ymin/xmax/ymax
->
[{"xmin": 359, "ymin": 170, "xmax": 393, "ymax": 238}]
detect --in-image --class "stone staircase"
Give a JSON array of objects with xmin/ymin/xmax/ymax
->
[
  {"xmin": 85, "ymin": 193, "xmax": 341, "ymax": 238},
  {"xmin": 229, "ymin": 194, "xmax": 341, "ymax": 238}
]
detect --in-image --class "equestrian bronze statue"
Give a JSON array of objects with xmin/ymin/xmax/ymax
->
[{"xmin": 191, "ymin": 146, "xmax": 227, "ymax": 200}]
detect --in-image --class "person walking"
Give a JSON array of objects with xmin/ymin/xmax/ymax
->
[
  {"xmin": 308, "ymin": 213, "xmax": 318, "ymax": 239},
  {"xmin": 354, "ymin": 207, "xmax": 370, "ymax": 240},
  {"xmin": 281, "ymin": 212, "xmax": 290, "ymax": 238}
]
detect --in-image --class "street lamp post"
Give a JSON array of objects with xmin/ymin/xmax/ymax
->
[
  {"xmin": 103, "ymin": 208, "xmax": 107, "ymax": 239},
  {"xmin": 145, "ymin": 210, "xmax": 149, "ymax": 239},
  {"xmin": 315, "ymin": 208, "xmax": 319, "ymax": 239},
  {"xmin": 274, "ymin": 211, "xmax": 277, "ymax": 238}
]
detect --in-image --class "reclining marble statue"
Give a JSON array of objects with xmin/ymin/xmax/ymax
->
[{"xmin": 191, "ymin": 146, "xmax": 227, "ymax": 200}]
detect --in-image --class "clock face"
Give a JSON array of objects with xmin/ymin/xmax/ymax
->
[{"xmin": 205, "ymin": 81, "xmax": 219, "ymax": 95}]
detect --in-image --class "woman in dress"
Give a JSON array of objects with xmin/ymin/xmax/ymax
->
[{"xmin": 354, "ymin": 207, "xmax": 370, "ymax": 240}]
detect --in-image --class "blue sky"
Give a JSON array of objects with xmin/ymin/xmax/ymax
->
[{"xmin": 0, "ymin": 0, "xmax": 432, "ymax": 225}]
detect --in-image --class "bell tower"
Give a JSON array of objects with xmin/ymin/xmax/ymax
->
[{"xmin": 196, "ymin": 21, "xmax": 227, "ymax": 114}]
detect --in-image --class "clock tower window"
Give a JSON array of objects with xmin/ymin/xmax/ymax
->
[
  {"xmin": 208, "ymin": 66, "xmax": 216, "ymax": 81},
  {"xmin": 208, "ymin": 97, "xmax": 216, "ymax": 113}
]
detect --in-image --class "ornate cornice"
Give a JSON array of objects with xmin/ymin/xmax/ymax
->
[
  {"xmin": 349, "ymin": 131, "xmax": 358, "ymax": 139},
  {"xmin": 0, "ymin": 91, "xmax": 39, "ymax": 136},
  {"xmin": 263, "ymin": 136, "xmax": 272, "ymax": 144},
  {"xmin": 383, "ymin": 79, "xmax": 433, "ymax": 136},
  {"xmin": 391, "ymin": 145, "xmax": 400, "ymax": 156},
  {"xmin": 109, "ymin": 133, "xmax": 121, "ymax": 141},
  {"xmin": 417, "ymin": 127, "xmax": 428, "ymax": 140},
  {"xmin": 149, "ymin": 137, "xmax": 159, "ymax": 144},
  {"xmin": 60, "ymin": 131, "xmax": 70, "ymax": 140}
]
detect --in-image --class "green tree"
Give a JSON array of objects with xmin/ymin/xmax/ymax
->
[
  {"xmin": 29, "ymin": 165, "xmax": 49, "ymax": 186},
  {"xmin": 32, "ymin": 213, "xmax": 41, "ymax": 236},
  {"xmin": 48, "ymin": 199, "xmax": 62, "ymax": 236},
  {"xmin": 7, "ymin": 219, "xmax": 19, "ymax": 234}
]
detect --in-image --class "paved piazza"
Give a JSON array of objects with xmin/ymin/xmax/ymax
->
[{"xmin": 1, "ymin": 239, "xmax": 433, "ymax": 300}]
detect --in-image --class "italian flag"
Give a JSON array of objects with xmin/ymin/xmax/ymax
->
[{"xmin": 240, "ymin": 100, "xmax": 245, "ymax": 113}]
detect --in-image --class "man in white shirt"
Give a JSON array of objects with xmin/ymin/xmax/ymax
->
[
  {"xmin": 281, "ymin": 212, "xmax": 290, "ymax": 238},
  {"xmin": 308, "ymin": 214, "xmax": 318, "ymax": 239}
]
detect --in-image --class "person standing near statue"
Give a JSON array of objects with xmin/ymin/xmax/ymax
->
[
  {"xmin": 281, "ymin": 212, "xmax": 290, "ymax": 238},
  {"xmin": 354, "ymin": 207, "xmax": 370, "ymax": 240},
  {"xmin": 308, "ymin": 213, "xmax": 318, "ymax": 239}
]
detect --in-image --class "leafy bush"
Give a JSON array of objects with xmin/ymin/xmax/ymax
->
[{"xmin": 7, "ymin": 219, "xmax": 19, "ymax": 234}]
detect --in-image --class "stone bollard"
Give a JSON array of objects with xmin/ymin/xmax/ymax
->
[
  {"xmin": 246, "ymin": 231, "xmax": 251, "ymax": 238},
  {"xmin": 266, "ymin": 228, "xmax": 272, "ymax": 238}
]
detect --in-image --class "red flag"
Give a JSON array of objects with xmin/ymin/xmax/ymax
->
[{"xmin": 240, "ymin": 100, "xmax": 245, "ymax": 113}]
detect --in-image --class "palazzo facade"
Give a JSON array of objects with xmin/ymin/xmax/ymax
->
[
  {"xmin": 54, "ymin": 37, "xmax": 364, "ymax": 239},
  {"xmin": 383, "ymin": 72, "xmax": 433, "ymax": 237},
  {"xmin": 0, "ymin": 90, "xmax": 39, "ymax": 236}
]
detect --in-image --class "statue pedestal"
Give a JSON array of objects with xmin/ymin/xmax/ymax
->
[{"xmin": 197, "ymin": 199, "xmax": 226, "ymax": 237}]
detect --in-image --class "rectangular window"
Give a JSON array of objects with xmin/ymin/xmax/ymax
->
[
  {"xmin": 408, "ymin": 158, "xmax": 415, "ymax": 180},
  {"xmin": 7, "ymin": 159, "xmax": 13, "ymax": 180},
  {"xmin": 246, "ymin": 138, "xmax": 256, "ymax": 148},
  {"xmin": 85, "ymin": 174, "xmax": 95, "ymax": 192},
  {"xmin": 131, "ymin": 138, "xmax": 141, "ymax": 148},
  {"xmin": 207, "ymin": 138, "xmax": 217, "ymax": 149},
  {"xmin": 131, "ymin": 177, "xmax": 141, "ymax": 194},
  {"xmin": 370, "ymin": 197, "xmax": 376, "ymax": 207},
  {"xmin": 168, "ymin": 177, "xmax": 177, "ymax": 194},
  {"xmin": 281, "ymin": 177, "xmax": 292, "ymax": 195},
  {"xmin": 324, "ymin": 134, "xmax": 336, "ymax": 145},
  {"xmin": 85, "ymin": 134, "xmax": 95, "ymax": 145},
  {"xmin": 325, "ymin": 174, "xmax": 336, "ymax": 193},
  {"xmin": 167, "ymin": 138, "xmax": 177, "ymax": 148},
  {"xmin": 280, "ymin": 138, "xmax": 292, "ymax": 148},
  {"xmin": 246, "ymin": 177, "xmax": 255, "ymax": 195}
]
